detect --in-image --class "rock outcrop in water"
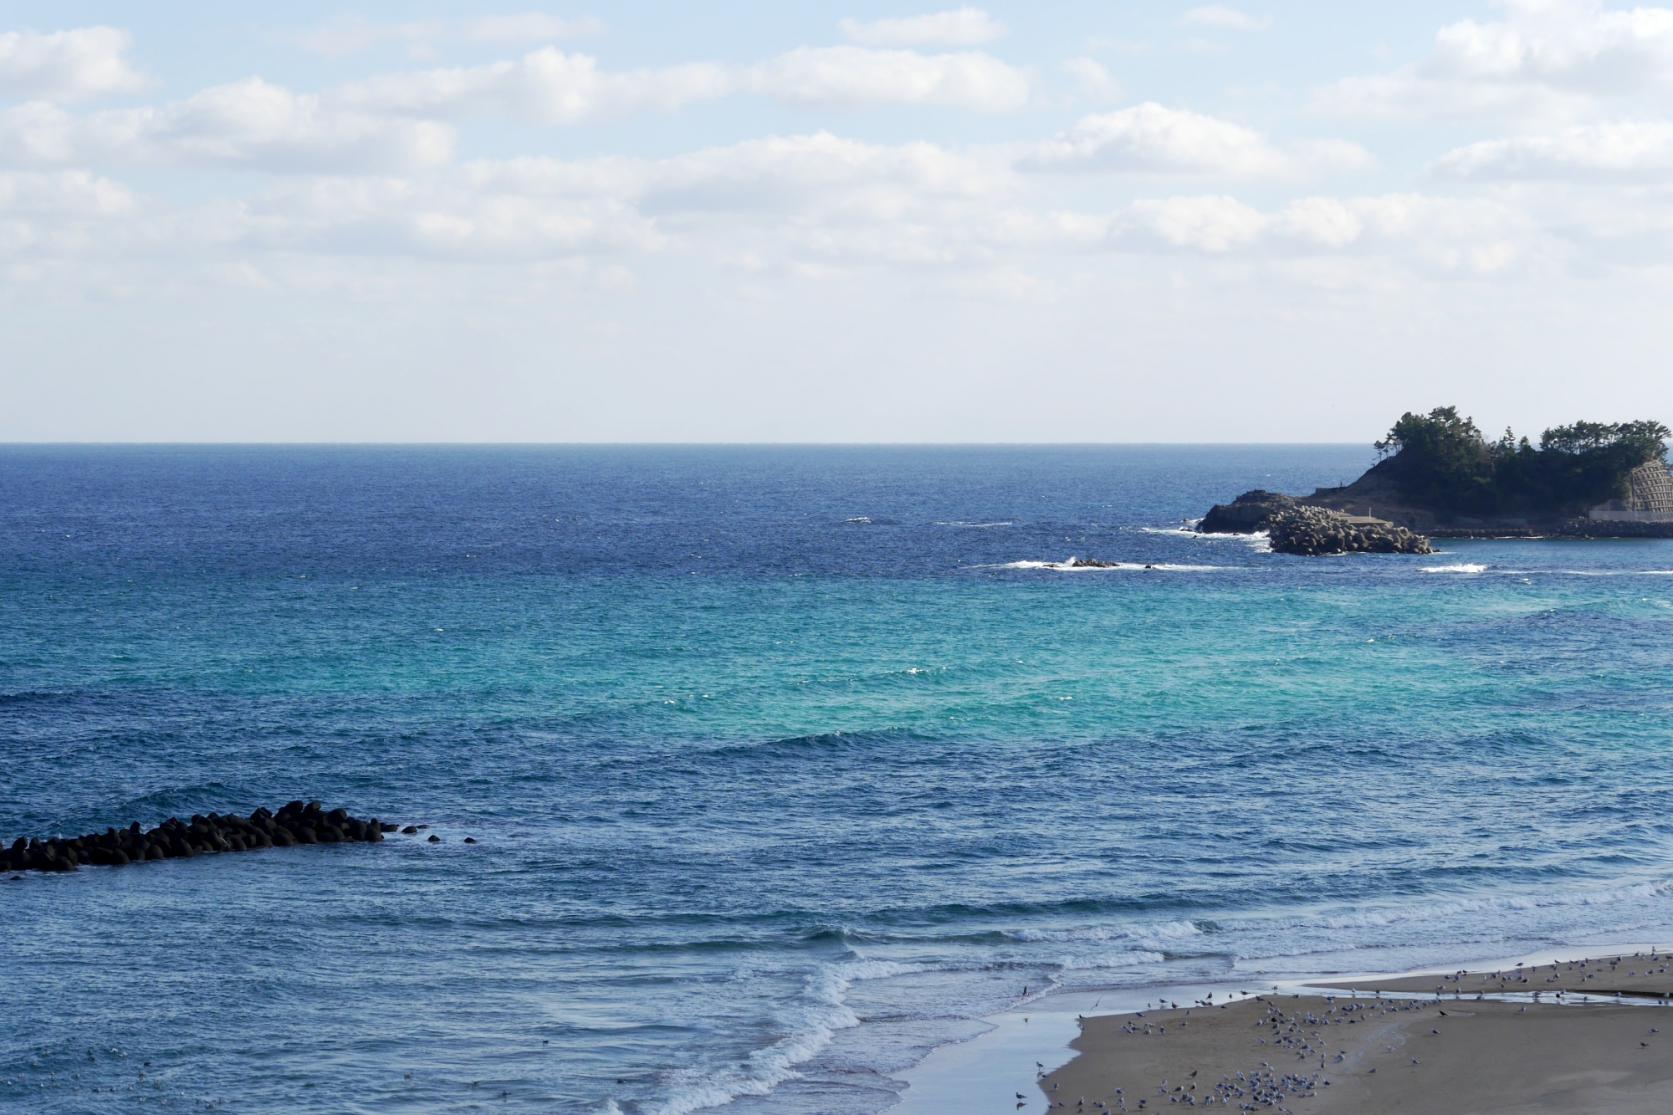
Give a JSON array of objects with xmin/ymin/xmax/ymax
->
[
  {"xmin": 1199, "ymin": 492, "xmax": 1434, "ymax": 555},
  {"xmin": 1198, "ymin": 490, "xmax": 1296, "ymax": 534},
  {"xmin": 1265, "ymin": 506, "xmax": 1433, "ymax": 557},
  {"xmin": 2, "ymin": 801, "xmax": 397, "ymax": 874}
]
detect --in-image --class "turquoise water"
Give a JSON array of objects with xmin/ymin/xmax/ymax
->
[{"xmin": 4, "ymin": 445, "xmax": 1673, "ymax": 1114}]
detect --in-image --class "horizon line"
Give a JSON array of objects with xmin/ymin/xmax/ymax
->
[{"xmin": 0, "ymin": 439, "xmax": 1379, "ymax": 448}]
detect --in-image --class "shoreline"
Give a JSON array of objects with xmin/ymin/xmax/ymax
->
[{"xmin": 889, "ymin": 942, "xmax": 1673, "ymax": 1114}]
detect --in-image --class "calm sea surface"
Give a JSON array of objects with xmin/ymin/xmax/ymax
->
[{"xmin": 5, "ymin": 445, "xmax": 1673, "ymax": 1115}]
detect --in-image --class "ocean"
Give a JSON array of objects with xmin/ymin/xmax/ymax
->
[{"xmin": 5, "ymin": 444, "xmax": 1673, "ymax": 1115}]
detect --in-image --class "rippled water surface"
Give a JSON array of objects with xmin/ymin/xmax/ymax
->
[{"xmin": 5, "ymin": 445, "xmax": 1673, "ymax": 1115}]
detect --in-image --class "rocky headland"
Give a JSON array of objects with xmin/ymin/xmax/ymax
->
[{"xmin": 1201, "ymin": 408, "xmax": 1673, "ymax": 555}]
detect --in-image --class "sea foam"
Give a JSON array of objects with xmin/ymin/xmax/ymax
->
[
  {"xmin": 998, "ymin": 559, "xmax": 1225, "ymax": 573},
  {"xmin": 649, "ymin": 958, "xmax": 917, "ymax": 1115}
]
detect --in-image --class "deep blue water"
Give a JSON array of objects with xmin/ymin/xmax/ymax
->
[{"xmin": 6, "ymin": 445, "xmax": 1673, "ymax": 1114}]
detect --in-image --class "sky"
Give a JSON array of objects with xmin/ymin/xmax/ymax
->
[{"xmin": 4, "ymin": 1, "xmax": 1673, "ymax": 442}]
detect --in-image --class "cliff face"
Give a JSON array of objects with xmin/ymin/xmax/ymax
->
[
  {"xmin": 1200, "ymin": 458, "xmax": 1673, "ymax": 541},
  {"xmin": 1304, "ymin": 459, "xmax": 1673, "ymax": 534}
]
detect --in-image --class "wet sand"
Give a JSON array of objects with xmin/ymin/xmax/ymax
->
[
  {"xmin": 1040, "ymin": 952, "xmax": 1673, "ymax": 1113},
  {"xmin": 1322, "ymin": 949, "xmax": 1673, "ymax": 999}
]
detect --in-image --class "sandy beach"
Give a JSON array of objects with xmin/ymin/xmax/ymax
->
[{"xmin": 1040, "ymin": 951, "xmax": 1673, "ymax": 1113}]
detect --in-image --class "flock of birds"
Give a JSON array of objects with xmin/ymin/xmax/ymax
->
[{"xmin": 1025, "ymin": 951, "xmax": 1673, "ymax": 1114}]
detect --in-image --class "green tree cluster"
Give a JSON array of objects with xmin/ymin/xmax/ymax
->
[{"xmin": 1374, "ymin": 407, "xmax": 1670, "ymax": 517}]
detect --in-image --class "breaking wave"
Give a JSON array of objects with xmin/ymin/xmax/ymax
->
[
  {"xmin": 997, "ymin": 559, "xmax": 1225, "ymax": 573},
  {"xmin": 648, "ymin": 958, "xmax": 917, "ymax": 1115}
]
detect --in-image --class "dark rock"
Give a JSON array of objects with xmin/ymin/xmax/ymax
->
[
  {"xmin": 401, "ymin": 826, "xmax": 419, "ymax": 835},
  {"xmin": 1199, "ymin": 490, "xmax": 1297, "ymax": 534},
  {"xmin": 427, "ymin": 834, "xmax": 442, "ymax": 843},
  {"xmin": 463, "ymin": 837, "xmax": 478, "ymax": 844},
  {"xmin": 1, "ymin": 803, "xmax": 405, "ymax": 874}
]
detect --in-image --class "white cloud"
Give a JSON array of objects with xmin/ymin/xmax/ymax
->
[
  {"xmin": 0, "ymin": 80, "xmax": 456, "ymax": 172},
  {"xmin": 468, "ymin": 132, "xmax": 1011, "ymax": 214},
  {"xmin": 985, "ymin": 191, "xmax": 1540, "ymax": 275},
  {"xmin": 838, "ymin": 8, "xmax": 1007, "ymax": 47},
  {"xmin": 1180, "ymin": 6, "xmax": 1272, "ymax": 32},
  {"xmin": 1027, "ymin": 103, "xmax": 1370, "ymax": 177},
  {"xmin": 339, "ymin": 45, "xmax": 1031, "ymax": 119},
  {"xmin": 234, "ymin": 176, "xmax": 661, "ymax": 261},
  {"xmin": 0, "ymin": 169, "xmax": 135, "ymax": 216},
  {"xmin": 292, "ymin": 13, "xmax": 605, "ymax": 58},
  {"xmin": 1316, "ymin": 0, "xmax": 1673, "ymax": 119},
  {"xmin": 337, "ymin": 47, "xmax": 729, "ymax": 122},
  {"xmin": 461, "ymin": 13, "xmax": 606, "ymax": 45},
  {"xmin": 1432, "ymin": 120, "xmax": 1673, "ymax": 179},
  {"xmin": 745, "ymin": 46, "xmax": 1030, "ymax": 109},
  {"xmin": 1269, "ymin": 193, "xmax": 1536, "ymax": 274},
  {"xmin": 1312, "ymin": 68, "xmax": 1587, "ymax": 121},
  {"xmin": 1063, "ymin": 56, "xmax": 1121, "ymax": 102},
  {"xmin": 0, "ymin": 27, "xmax": 147, "ymax": 102},
  {"xmin": 1427, "ymin": 0, "xmax": 1673, "ymax": 86},
  {"xmin": 129, "ymin": 132, "xmax": 1010, "ymax": 269},
  {"xmin": 1128, "ymin": 195, "xmax": 1266, "ymax": 250}
]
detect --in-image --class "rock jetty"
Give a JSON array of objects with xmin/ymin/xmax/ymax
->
[
  {"xmin": 2, "ymin": 801, "xmax": 395, "ymax": 874},
  {"xmin": 1266, "ymin": 505, "xmax": 1433, "ymax": 556}
]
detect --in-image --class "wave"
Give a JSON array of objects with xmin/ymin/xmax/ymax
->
[
  {"xmin": 934, "ymin": 520, "xmax": 1015, "ymax": 529},
  {"xmin": 1423, "ymin": 564, "xmax": 1673, "ymax": 578},
  {"xmin": 1137, "ymin": 525, "xmax": 1271, "ymax": 552},
  {"xmin": 649, "ymin": 957, "xmax": 917, "ymax": 1115},
  {"xmin": 695, "ymin": 728, "xmax": 941, "ymax": 763},
  {"xmin": 1539, "ymin": 568, "xmax": 1673, "ymax": 577},
  {"xmin": 1007, "ymin": 918, "xmax": 1206, "ymax": 948},
  {"xmin": 1247, "ymin": 878, "xmax": 1673, "ymax": 938},
  {"xmin": 997, "ymin": 558, "xmax": 1226, "ymax": 573},
  {"xmin": 1055, "ymin": 949, "xmax": 1168, "ymax": 972}
]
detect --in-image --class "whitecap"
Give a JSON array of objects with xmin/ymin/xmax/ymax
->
[
  {"xmin": 1139, "ymin": 524, "xmax": 1271, "ymax": 552},
  {"xmin": 647, "ymin": 957, "xmax": 918, "ymax": 1115},
  {"xmin": 1421, "ymin": 563, "xmax": 1488, "ymax": 574},
  {"xmin": 996, "ymin": 558, "xmax": 1225, "ymax": 573},
  {"xmin": 1010, "ymin": 919, "xmax": 1205, "ymax": 948}
]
